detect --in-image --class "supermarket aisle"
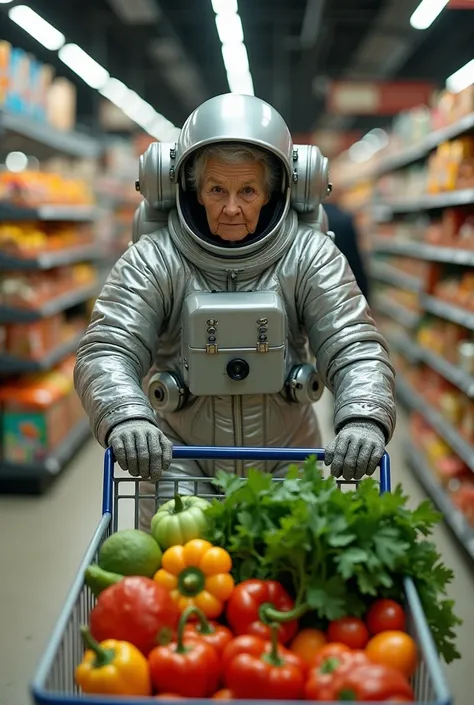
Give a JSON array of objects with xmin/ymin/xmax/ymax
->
[{"xmin": 0, "ymin": 394, "xmax": 473, "ymax": 705}]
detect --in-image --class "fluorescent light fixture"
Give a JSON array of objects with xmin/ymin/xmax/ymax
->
[
  {"xmin": 410, "ymin": 0, "xmax": 449, "ymax": 30},
  {"xmin": 227, "ymin": 70, "xmax": 254, "ymax": 96},
  {"xmin": 446, "ymin": 59, "xmax": 474, "ymax": 93},
  {"xmin": 59, "ymin": 43, "xmax": 109, "ymax": 89},
  {"xmin": 0, "ymin": 0, "xmax": 15, "ymax": 4},
  {"xmin": 215, "ymin": 12, "xmax": 244, "ymax": 43},
  {"xmin": 221, "ymin": 42, "xmax": 249, "ymax": 74},
  {"xmin": 8, "ymin": 5, "xmax": 65, "ymax": 51},
  {"xmin": 99, "ymin": 77, "xmax": 130, "ymax": 108},
  {"xmin": 211, "ymin": 0, "xmax": 238, "ymax": 14}
]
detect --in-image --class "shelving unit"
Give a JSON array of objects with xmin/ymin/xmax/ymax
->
[
  {"xmin": 0, "ymin": 111, "xmax": 103, "ymax": 494},
  {"xmin": 405, "ymin": 442, "xmax": 474, "ymax": 562},
  {"xmin": 338, "ymin": 105, "xmax": 474, "ymax": 549}
]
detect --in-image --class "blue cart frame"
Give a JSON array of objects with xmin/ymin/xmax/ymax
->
[{"xmin": 31, "ymin": 446, "xmax": 451, "ymax": 705}]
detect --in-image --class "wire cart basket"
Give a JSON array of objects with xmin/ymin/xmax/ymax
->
[{"xmin": 31, "ymin": 446, "xmax": 452, "ymax": 705}]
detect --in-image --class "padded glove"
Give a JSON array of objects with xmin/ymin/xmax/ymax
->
[
  {"xmin": 108, "ymin": 419, "xmax": 172, "ymax": 481},
  {"xmin": 324, "ymin": 420, "xmax": 386, "ymax": 481}
]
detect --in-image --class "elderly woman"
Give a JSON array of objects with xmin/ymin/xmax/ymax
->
[{"xmin": 74, "ymin": 94, "xmax": 395, "ymax": 524}]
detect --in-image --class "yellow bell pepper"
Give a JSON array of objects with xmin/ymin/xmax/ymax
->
[
  {"xmin": 75, "ymin": 627, "xmax": 151, "ymax": 696},
  {"xmin": 153, "ymin": 538, "xmax": 235, "ymax": 619}
]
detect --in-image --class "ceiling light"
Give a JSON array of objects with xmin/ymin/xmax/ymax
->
[
  {"xmin": 99, "ymin": 78, "xmax": 130, "ymax": 108},
  {"xmin": 410, "ymin": 0, "xmax": 449, "ymax": 30},
  {"xmin": 107, "ymin": 0, "xmax": 160, "ymax": 24},
  {"xmin": 348, "ymin": 141, "xmax": 374, "ymax": 163},
  {"xmin": 215, "ymin": 12, "xmax": 244, "ymax": 43},
  {"xmin": 0, "ymin": 1, "xmax": 15, "ymax": 4},
  {"xmin": 5, "ymin": 151, "xmax": 28, "ymax": 172},
  {"xmin": 59, "ymin": 44, "xmax": 109, "ymax": 89},
  {"xmin": 227, "ymin": 70, "xmax": 254, "ymax": 96},
  {"xmin": 211, "ymin": 0, "xmax": 238, "ymax": 15},
  {"xmin": 221, "ymin": 42, "xmax": 249, "ymax": 75},
  {"xmin": 8, "ymin": 5, "xmax": 65, "ymax": 51},
  {"xmin": 446, "ymin": 59, "xmax": 474, "ymax": 93}
]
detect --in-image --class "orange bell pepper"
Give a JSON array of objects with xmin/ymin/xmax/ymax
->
[{"xmin": 153, "ymin": 538, "xmax": 234, "ymax": 619}]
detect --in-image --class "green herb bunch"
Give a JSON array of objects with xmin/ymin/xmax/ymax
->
[{"xmin": 204, "ymin": 456, "xmax": 461, "ymax": 663}]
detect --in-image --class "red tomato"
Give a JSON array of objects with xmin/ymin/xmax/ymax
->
[
  {"xmin": 365, "ymin": 631, "xmax": 418, "ymax": 678},
  {"xmin": 327, "ymin": 617, "xmax": 370, "ymax": 650},
  {"xmin": 366, "ymin": 599, "xmax": 407, "ymax": 635},
  {"xmin": 305, "ymin": 650, "xmax": 370, "ymax": 700}
]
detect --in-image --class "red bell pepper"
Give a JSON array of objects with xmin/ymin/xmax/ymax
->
[
  {"xmin": 318, "ymin": 663, "xmax": 415, "ymax": 701},
  {"xmin": 226, "ymin": 579, "xmax": 300, "ymax": 644},
  {"xmin": 304, "ymin": 650, "xmax": 370, "ymax": 700},
  {"xmin": 222, "ymin": 625, "xmax": 305, "ymax": 700},
  {"xmin": 148, "ymin": 606, "xmax": 220, "ymax": 698},
  {"xmin": 89, "ymin": 576, "xmax": 179, "ymax": 655},
  {"xmin": 183, "ymin": 616, "xmax": 233, "ymax": 658}
]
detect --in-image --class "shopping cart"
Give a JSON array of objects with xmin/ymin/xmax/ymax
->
[{"xmin": 31, "ymin": 446, "xmax": 452, "ymax": 705}]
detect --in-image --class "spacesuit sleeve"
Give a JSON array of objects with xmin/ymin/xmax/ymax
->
[
  {"xmin": 74, "ymin": 236, "xmax": 172, "ymax": 447},
  {"xmin": 296, "ymin": 232, "xmax": 396, "ymax": 442}
]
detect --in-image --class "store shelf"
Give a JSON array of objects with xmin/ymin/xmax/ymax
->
[
  {"xmin": 371, "ymin": 238, "xmax": 474, "ymax": 267},
  {"xmin": 0, "ymin": 331, "xmax": 84, "ymax": 375},
  {"xmin": 0, "ymin": 110, "xmax": 101, "ymax": 159},
  {"xmin": 0, "ymin": 245, "xmax": 100, "ymax": 271},
  {"xmin": 397, "ymin": 375, "xmax": 474, "ymax": 471},
  {"xmin": 0, "ymin": 282, "xmax": 99, "ymax": 323},
  {"xmin": 385, "ymin": 331, "xmax": 474, "ymax": 397},
  {"xmin": 0, "ymin": 202, "xmax": 98, "ymax": 222},
  {"xmin": 369, "ymin": 261, "xmax": 424, "ymax": 293},
  {"xmin": 0, "ymin": 418, "xmax": 91, "ymax": 495},
  {"xmin": 343, "ymin": 112, "xmax": 474, "ymax": 187},
  {"xmin": 422, "ymin": 295, "xmax": 474, "ymax": 331},
  {"xmin": 405, "ymin": 443, "xmax": 474, "ymax": 562},
  {"xmin": 375, "ymin": 298, "xmax": 421, "ymax": 329},
  {"xmin": 374, "ymin": 188, "xmax": 474, "ymax": 216},
  {"xmin": 384, "ymin": 331, "xmax": 422, "ymax": 365}
]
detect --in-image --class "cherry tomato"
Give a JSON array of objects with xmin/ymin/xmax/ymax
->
[
  {"xmin": 290, "ymin": 628, "xmax": 327, "ymax": 665},
  {"xmin": 327, "ymin": 617, "xmax": 370, "ymax": 650},
  {"xmin": 365, "ymin": 630, "xmax": 418, "ymax": 678},
  {"xmin": 310, "ymin": 642, "xmax": 352, "ymax": 668},
  {"xmin": 366, "ymin": 599, "xmax": 407, "ymax": 635}
]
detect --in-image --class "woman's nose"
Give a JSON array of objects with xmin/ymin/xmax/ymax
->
[{"xmin": 223, "ymin": 195, "xmax": 241, "ymax": 216}]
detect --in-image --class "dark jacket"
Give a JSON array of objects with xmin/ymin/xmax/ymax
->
[{"xmin": 325, "ymin": 203, "xmax": 370, "ymax": 304}]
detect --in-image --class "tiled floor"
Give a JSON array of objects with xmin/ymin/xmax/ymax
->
[{"xmin": 0, "ymin": 393, "xmax": 472, "ymax": 705}]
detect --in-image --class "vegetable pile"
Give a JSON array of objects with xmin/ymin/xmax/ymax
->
[{"xmin": 77, "ymin": 458, "xmax": 461, "ymax": 700}]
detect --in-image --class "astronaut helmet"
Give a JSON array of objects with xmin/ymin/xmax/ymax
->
[{"xmin": 136, "ymin": 93, "xmax": 330, "ymax": 254}]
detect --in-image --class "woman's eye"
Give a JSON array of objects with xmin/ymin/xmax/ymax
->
[
  {"xmin": 211, "ymin": 186, "xmax": 223, "ymax": 194},
  {"xmin": 242, "ymin": 187, "xmax": 255, "ymax": 195}
]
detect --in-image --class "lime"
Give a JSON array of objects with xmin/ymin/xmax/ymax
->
[{"xmin": 98, "ymin": 529, "xmax": 162, "ymax": 578}]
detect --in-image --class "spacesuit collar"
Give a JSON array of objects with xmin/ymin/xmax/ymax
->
[{"xmin": 168, "ymin": 208, "xmax": 297, "ymax": 277}]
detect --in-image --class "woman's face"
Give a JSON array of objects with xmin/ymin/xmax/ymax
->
[{"xmin": 198, "ymin": 158, "xmax": 269, "ymax": 242}]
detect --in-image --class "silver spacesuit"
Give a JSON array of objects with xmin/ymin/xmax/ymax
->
[{"xmin": 74, "ymin": 94, "xmax": 396, "ymax": 522}]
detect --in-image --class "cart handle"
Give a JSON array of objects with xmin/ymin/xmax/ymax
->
[{"xmin": 102, "ymin": 446, "xmax": 391, "ymax": 515}]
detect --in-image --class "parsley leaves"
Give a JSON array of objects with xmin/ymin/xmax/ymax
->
[{"xmin": 204, "ymin": 457, "xmax": 461, "ymax": 663}]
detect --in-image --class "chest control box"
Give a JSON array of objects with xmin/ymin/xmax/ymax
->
[{"xmin": 181, "ymin": 291, "xmax": 287, "ymax": 396}]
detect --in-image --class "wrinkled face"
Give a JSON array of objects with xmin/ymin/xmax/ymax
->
[{"xmin": 198, "ymin": 158, "xmax": 269, "ymax": 242}]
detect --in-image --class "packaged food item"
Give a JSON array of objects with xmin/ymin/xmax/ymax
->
[
  {"xmin": 0, "ymin": 370, "xmax": 74, "ymax": 463},
  {"xmin": 458, "ymin": 340, "xmax": 474, "ymax": 374},
  {"xmin": 5, "ymin": 47, "xmax": 30, "ymax": 114},
  {"xmin": 0, "ymin": 40, "xmax": 11, "ymax": 107},
  {"xmin": 47, "ymin": 78, "xmax": 77, "ymax": 131}
]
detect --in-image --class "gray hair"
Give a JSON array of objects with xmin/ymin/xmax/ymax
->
[{"xmin": 188, "ymin": 143, "xmax": 281, "ymax": 196}]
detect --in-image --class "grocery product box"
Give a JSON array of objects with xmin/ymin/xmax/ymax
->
[
  {"xmin": 4, "ymin": 47, "xmax": 31, "ymax": 114},
  {"xmin": 0, "ymin": 370, "xmax": 75, "ymax": 464},
  {"xmin": 47, "ymin": 77, "xmax": 77, "ymax": 131}
]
